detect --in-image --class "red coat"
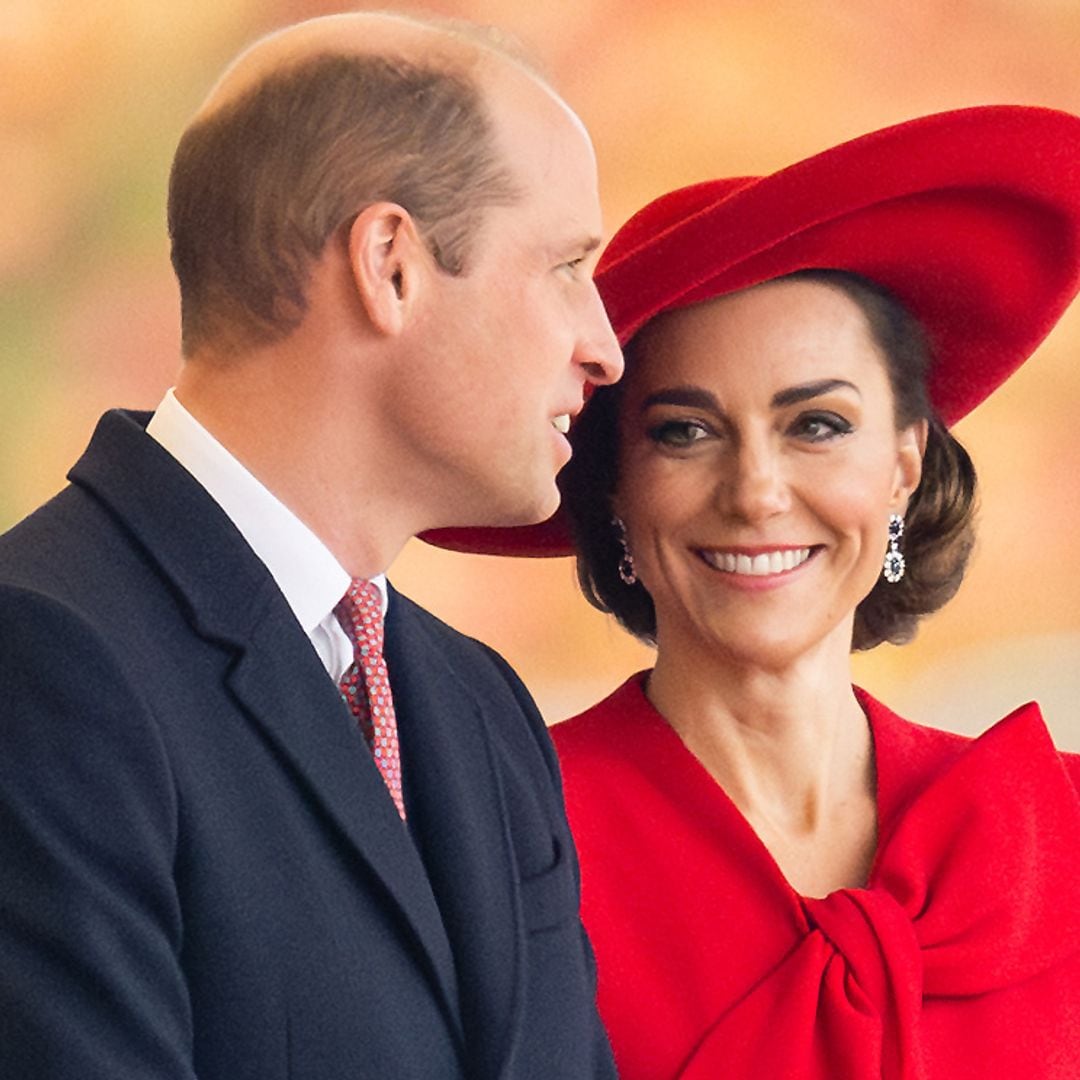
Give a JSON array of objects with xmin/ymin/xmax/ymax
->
[{"xmin": 554, "ymin": 674, "xmax": 1080, "ymax": 1079}]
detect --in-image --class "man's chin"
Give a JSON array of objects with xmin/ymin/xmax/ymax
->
[
  {"xmin": 424, "ymin": 482, "xmax": 560, "ymax": 532},
  {"xmin": 501, "ymin": 483, "xmax": 561, "ymax": 529},
  {"xmin": 416, "ymin": 487, "xmax": 566, "ymax": 554}
]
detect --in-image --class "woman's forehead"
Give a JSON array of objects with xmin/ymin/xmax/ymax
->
[{"xmin": 627, "ymin": 279, "xmax": 885, "ymax": 389}]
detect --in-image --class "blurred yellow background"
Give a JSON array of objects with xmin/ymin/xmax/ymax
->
[{"xmin": 2, "ymin": 0, "xmax": 1078, "ymax": 746}]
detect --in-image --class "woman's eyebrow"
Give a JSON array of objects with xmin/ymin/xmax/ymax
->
[
  {"xmin": 639, "ymin": 386, "xmax": 721, "ymax": 413},
  {"xmin": 772, "ymin": 378, "xmax": 860, "ymax": 408},
  {"xmin": 639, "ymin": 379, "xmax": 860, "ymax": 414}
]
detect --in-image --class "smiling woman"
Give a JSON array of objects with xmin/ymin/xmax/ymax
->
[
  {"xmin": 607, "ymin": 273, "xmax": 931, "ymax": 667},
  {"xmin": 590, "ymin": 267, "xmax": 977, "ymax": 656},
  {"xmin": 433, "ymin": 104, "xmax": 1080, "ymax": 1079}
]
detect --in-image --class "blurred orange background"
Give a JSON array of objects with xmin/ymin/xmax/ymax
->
[{"xmin": 2, "ymin": 1, "xmax": 1078, "ymax": 746}]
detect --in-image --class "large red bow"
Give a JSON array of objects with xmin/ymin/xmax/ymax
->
[{"xmin": 677, "ymin": 704, "xmax": 1080, "ymax": 1079}]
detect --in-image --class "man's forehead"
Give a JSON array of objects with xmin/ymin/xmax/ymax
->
[{"xmin": 506, "ymin": 116, "xmax": 599, "ymax": 222}]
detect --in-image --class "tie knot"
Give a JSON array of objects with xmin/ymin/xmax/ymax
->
[{"xmin": 334, "ymin": 578, "xmax": 385, "ymax": 656}]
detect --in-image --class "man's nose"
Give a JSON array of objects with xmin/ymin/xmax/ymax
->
[{"xmin": 576, "ymin": 284, "xmax": 624, "ymax": 386}]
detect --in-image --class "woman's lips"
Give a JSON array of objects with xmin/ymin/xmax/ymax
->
[{"xmin": 697, "ymin": 546, "xmax": 814, "ymax": 576}]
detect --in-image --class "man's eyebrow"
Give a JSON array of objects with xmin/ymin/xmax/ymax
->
[
  {"xmin": 640, "ymin": 386, "xmax": 722, "ymax": 413},
  {"xmin": 552, "ymin": 235, "xmax": 603, "ymax": 264},
  {"xmin": 771, "ymin": 379, "xmax": 860, "ymax": 408}
]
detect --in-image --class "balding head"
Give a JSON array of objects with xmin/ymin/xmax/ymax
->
[
  {"xmin": 168, "ymin": 12, "xmax": 554, "ymax": 355},
  {"xmin": 197, "ymin": 12, "xmax": 541, "ymax": 121}
]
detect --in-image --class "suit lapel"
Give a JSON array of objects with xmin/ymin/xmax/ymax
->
[
  {"xmin": 225, "ymin": 601, "xmax": 463, "ymax": 1039},
  {"xmin": 385, "ymin": 592, "xmax": 523, "ymax": 1080},
  {"xmin": 69, "ymin": 411, "xmax": 463, "ymax": 1046}
]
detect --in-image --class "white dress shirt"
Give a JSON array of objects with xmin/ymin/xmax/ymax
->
[{"xmin": 146, "ymin": 389, "xmax": 385, "ymax": 684}]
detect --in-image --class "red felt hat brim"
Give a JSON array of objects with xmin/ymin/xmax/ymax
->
[{"xmin": 424, "ymin": 105, "xmax": 1080, "ymax": 558}]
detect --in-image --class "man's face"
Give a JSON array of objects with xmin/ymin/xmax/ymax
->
[{"xmin": 388, "ymin": 69, "xmax": 623, "ymax": 531}]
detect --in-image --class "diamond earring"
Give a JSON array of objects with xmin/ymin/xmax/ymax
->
[
  {"xmin": 883, "ymin": 513, "xmax": 905, "ymax": 584},
  {"xmin": 612, "ymin": 515, "xmax": 637, "ymax": 586}
]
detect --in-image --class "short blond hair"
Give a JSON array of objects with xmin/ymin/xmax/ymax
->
[{"xmin": 168, "ymin": 49, "xmax": 521, "ymax": 354}]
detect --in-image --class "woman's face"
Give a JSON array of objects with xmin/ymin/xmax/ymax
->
[{"xmin": 614, "ymin": 277, "xmax": 925, "ymax": 671}]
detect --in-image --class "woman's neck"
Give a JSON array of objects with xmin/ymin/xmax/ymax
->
[{"xmin": 647, "ymin": 632, "xmax": 877, "ymax": 896}]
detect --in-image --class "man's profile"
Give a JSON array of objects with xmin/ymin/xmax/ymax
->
[{"xmin": 0, "ymin": 12, "xmax": 622, "ymax": 1078}]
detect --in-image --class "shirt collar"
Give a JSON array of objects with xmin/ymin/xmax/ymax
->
[{"xmin": 146, "ymin": 389, "xmax": 386, "ymax": 630}]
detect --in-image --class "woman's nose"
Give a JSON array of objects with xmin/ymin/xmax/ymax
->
[{"xmin": 720, "ymin": 441, "xmax": 790, "ymax": 523}]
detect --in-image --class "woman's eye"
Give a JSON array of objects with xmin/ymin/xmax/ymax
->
[
  {"xmin": 646, "ymin": 419, "xmax": 711, "ymax": 448},
  {"xmin": 792, "ymin": 412, "xmax": 853, "ymax": 442}
]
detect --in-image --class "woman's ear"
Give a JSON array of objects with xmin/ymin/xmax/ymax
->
[
  {"xmin": 893, "ymin": 418, "xmax": 928, "ymax": 508},
  {"xmin": 346, "ymin": 202, "xmax": 423, "ymax": 336}
]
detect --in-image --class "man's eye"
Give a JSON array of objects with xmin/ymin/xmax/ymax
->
[
  {"xmin": 792, "ymin": 412, "xmax": 854, "ymax": 442},
  {"xmin": 646, "ymin": 419, "xmax": 711, "ymax": 448}
]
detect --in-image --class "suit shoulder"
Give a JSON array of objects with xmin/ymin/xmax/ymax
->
[
  {"xmin": 388, "ymin": 589, "xmax": 526, "ymax": 689},
  {"xmin": 0, "ymin": 484, "xmax": 99, "ymax": 581},
  {"xmin": 387, "ymin": 588, "xmax": 557, "ymax": 769},
  {"xmin": 0, "ymin": 584, "xmax": 156, "ymax": 717},
  {"xmin": 0, "ymin": 583, "xmax": 177, "ymax": 824},
  {"xmin": 1, "ymin": 581, "xmax": 107, "ymax": 650}
]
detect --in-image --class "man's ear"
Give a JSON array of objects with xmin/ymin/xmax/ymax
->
[{"xmin": 346, "ymin": 202, "xmax": 424, "ymax": 336}]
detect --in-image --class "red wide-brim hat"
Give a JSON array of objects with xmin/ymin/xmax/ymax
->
[{"xmin": 426, "ymin": 104, "xmax": 1080, "ymax": 557}]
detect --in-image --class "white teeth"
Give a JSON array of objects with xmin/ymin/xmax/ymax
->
[
  {"xmin": 552, "ymin": 414, "xmax": 570, "ymax": 434},
  {"xmin": 701, "ymin": 547, "xmax": 812, "ymax": 576}
]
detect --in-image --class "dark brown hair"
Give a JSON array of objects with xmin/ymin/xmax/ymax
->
[
  {"xmin": 560, "ymin": 269, "xmax": 977, "ymax": 650},
  {"xmin": 168, "ymin": 50, "xmax": 521, "ymax": 354}
]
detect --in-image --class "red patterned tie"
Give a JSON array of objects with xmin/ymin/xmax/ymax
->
[{"xmin": 334, "ymin": 579, "xmax": 405, "ymax": 819}]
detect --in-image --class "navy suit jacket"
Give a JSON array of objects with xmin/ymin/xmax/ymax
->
[{"xmin": 0, "ymin": 410, "xmax": 615, "ymax": 1079}]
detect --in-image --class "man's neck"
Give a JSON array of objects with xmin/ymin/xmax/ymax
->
[{"xmin": 173, "ymin": 357, "xmax": 413, "ymax": 578}]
